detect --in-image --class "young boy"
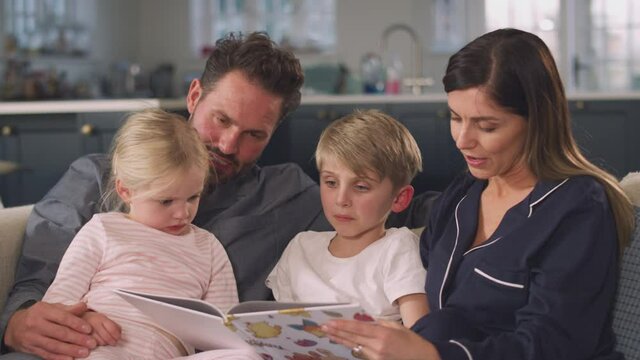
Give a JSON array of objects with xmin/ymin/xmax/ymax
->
[{"xmin": 266, "ymin": 109, "xmax": 429, "ymax": 327}]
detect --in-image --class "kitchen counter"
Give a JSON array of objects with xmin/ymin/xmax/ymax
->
[
  {"xmin": 1, "ymin": 92, "xmax": 639, "ymax": 115},
  {"xmin": 0, "ymin": 98, "xmax": 180, "ymax": 115}
]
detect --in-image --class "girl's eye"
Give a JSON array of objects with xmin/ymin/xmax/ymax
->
[
  {"xmin": 188, "ymin": 195, "xmax": 201, "ymax": 202},
  {"xmin": 159, "ymin": 200, "xmax": 173, "ymax": 206},
  {"xmin": 450, "ymin": 116, "xmax": 461, "ymax": 122}
]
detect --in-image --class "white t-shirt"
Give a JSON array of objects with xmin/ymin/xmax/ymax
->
[{"xmin": 266, "ymin": 227, "xmax": 426, "ymax": 322}]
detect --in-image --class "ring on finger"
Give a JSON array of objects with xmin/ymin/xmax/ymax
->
[{"xmin": 352, "ymin": 344, "xmax": 365, "ymax": 358}]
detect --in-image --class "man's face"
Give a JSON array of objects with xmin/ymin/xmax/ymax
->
[{"xmin": 187, "ymin": 70, "xmax": 283, "ymax": 183}]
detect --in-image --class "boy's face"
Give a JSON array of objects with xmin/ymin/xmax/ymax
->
[
  {"xmin": 118, "ymin": 166, "xmax": 206, "ymax": 236},
  {"xmin": 319, "ymin": 156, "xmax": 411, "ymax": 245}
]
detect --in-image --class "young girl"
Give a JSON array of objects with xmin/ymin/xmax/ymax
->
[{"xmin": 43, "ymin": 109, "xmax": 239, "ymax": 359}]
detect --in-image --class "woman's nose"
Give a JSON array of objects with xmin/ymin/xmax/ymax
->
[{"xmin": 454, "ymin": 124, "xmax": 475, "ymax": 150}]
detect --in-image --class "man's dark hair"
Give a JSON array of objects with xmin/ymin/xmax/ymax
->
[{"xmin": 200, "ymin": 32, "xmax": 304, "ymax": 121}]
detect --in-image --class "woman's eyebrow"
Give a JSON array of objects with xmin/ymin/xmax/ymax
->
[{"xmin": 448, "ymin": 107, "xmax": 500, "ymax": 121}]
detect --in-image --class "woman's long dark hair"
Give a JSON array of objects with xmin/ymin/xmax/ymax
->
[{"xmin": 443, "ymin": 28, "xmax": 634, "ymax": 249}]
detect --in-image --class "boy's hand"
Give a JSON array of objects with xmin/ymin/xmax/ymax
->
[{"xmin": 82, "ymin": 311, "xmax": 121, "ymax": 346}]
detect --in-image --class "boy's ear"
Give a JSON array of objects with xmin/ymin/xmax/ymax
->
[
  {"xmin": 115, "ymin": 179, "xmax": 132, "ymax": 203},
  {"xmin": 390, "ymin": 185, "xmax": 415, "ymax": 213}
]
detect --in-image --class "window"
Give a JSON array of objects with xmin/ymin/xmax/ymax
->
[
  {"xmin": 189, "ymin": 0, "xmax": 336, "ymax": 58},
  {"xmin": 3, "ymin": 0, "xmax": 88, "ymax": 56},
  {"xmin": 432, "ymin": 0, "xmax": 467, "ymax": 53},
  {"xmin": 483, "ymin": 0, "xmax": 640, "ymax": 92},
  {"xmin": 484, "ymin": 0, "xmax": 560, "ymax": 65},
  {"xmin": 581, "ymin": 0, "xmax": 640, "ymax": 91}
]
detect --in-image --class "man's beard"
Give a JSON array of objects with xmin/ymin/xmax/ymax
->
[{"xmin": 206, "ymin": 146, "xmax": 251, "ymax": 184}]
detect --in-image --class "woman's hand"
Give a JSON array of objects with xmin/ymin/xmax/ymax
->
[{"xmin": 322, "ymin": 319, "xmax": 441, "ymax": 360}]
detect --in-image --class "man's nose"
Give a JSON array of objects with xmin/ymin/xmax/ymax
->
[{"xmin": 217, "ymin": 128, "xmax": 240, "ymax": 154}]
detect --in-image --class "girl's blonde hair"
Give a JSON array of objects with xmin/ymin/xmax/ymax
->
[
  {"xmin": 315, "ymin": 109, "xmax": 422, "ymax": 189},
  {"xmin": 101, "ymin": 108, "xmax": 210, "ymax": 211}
]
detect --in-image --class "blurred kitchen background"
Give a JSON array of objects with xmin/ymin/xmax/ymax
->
[{"xmin": 1, "ymin": 0, "xmax": 639, "ymax": 101}]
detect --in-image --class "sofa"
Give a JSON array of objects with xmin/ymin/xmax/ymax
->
[
  {"xmin": 1, "ymin": 176, "xmax": 639, "ymax": 357},
  {"xmin": 0, "ymin": 204, "xmax": 32, "ymax": 313}
]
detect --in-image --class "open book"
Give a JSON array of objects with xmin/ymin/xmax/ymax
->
[{"xmin": 115, "ymin": 289, "xmax": 373, "ymax": 359}]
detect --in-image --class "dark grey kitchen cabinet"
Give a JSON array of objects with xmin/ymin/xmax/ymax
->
[
  {"xmin": 569, "ymin": 100, "xmax": 640, "ymax": 179},
  {"xmin": 77, "ymin": 112, "xmax": 128, "ymax": 155},
  {"xmin": 268, "ymin": 103, "xmax": 387, "ymax": 182},
  {"xmin": 387, "ymin": 102, "xmax": 464, "ymax": 194},
  {"xmin": 0, "ymin": 113, "xmax": 83, "ymax": 206},
  {"xmin": 0, "ymin": 112, "xmax": 127, "ymax": 207},
  {"xmin": 1, "ymin": 99, "xmax": 639, "ymax": 207}
]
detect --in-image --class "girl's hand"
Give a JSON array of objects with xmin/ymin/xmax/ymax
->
[
  {"xmin": 82, "ymin": 311, "xmax": 121, "ymax": 346},
  {"xmin": 322, "ymin": 319, "xmax": 441, "ymax": 360}
]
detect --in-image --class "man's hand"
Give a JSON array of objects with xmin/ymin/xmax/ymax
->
[
  {"xmin": 4, "ymin": 301, "xmax": 97, "ymax": 360},
  {"xmin": 82, "ymin": 311, "xmax": 121, "ymax": 346}
]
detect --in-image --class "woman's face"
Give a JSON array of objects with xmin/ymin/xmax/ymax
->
[{"xmin": 448, "ymin": 87, "xmax": 529, "ymax": 181}]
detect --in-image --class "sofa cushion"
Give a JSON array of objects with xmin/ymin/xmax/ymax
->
[
  {"xmin": 612, "ymin": 207, "xmax": 640, "ymax": 358},
  {"xmin": 0, "ymin": 205, "xmax": 33, "ymax": 312}
]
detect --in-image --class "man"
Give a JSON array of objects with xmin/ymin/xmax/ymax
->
[{"xmin": 0, "ymin": 32, "xmax": 328, "ymax": 360}]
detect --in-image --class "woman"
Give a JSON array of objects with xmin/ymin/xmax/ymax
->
[{"xmin": 322, "ymin": 28, "xmax": 635, "ymax": 360}]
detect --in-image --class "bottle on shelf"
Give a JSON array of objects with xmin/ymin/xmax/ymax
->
[
  {"xmin": 360, "ymin": 52, "xmax": 385, "ymax": 94},
  {"xmin": 385, "ymin": 54, "xmax": 403, "ymax": 95}
]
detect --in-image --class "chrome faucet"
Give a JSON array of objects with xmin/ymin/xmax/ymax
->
[{"xmin": 381, "ymin": 23, "xmax": 433, "ymax": 95}]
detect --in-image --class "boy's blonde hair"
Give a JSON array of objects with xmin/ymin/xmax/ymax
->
[
  {"xmin": 315, "ymin": 109, "xmax": 422, "ymax": 188},
  {"xmin": 102, "ymin": 108, "xmax": 210, "ymax": 211}
]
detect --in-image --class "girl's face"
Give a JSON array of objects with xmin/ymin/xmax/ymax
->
[
  {"xmin": 117, "ymin": 166, "xmax": 206, "ymax": 236},
  {"xmin": 448, "ymin": 87, "xmax": 530, "ymax": 181}
]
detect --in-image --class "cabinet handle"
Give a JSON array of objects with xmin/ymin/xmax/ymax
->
[
  {"xmin": 1, "ymin": 125, "xmax": 13, "ymax": 136},
  {"xmin": 575, "ymin": 101, "xmax": 585, "ymax": 110},
  {"xmin": 437, "ymin": 109, "xmax": 447, "ymax": 118},
  {"xmin": 317, "ymin": 110, "xmax": 327, "ymax": 120},
  {"xmin": 80, "ymin": 124, "xmax": 94, "ymax": 136}
]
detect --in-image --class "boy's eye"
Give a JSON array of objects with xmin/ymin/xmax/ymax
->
[
  {"xmin": 324, "ymin": 180, "xmax": 337, "ymax": 188},
  {"xmin": 159, "ymin": 199, "xmax": 173, "ymax": 206},
  {"xmin": 188, "ymin": 194, "xmax": 201, "ymax": 202},
  {"xmin": 354, "ymin": 184, "xmax": 370, "ymax": 192},
  {"xmin": 450, "ymin": 116, "xmax": 461, "ymax": 122}
]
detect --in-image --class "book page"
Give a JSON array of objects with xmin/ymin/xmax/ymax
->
[
  {"xmin": 228, "ymin": 301, "xmax": 353, "ymax": 314},
  {"xmin": 229, "ymin": 303, "xmax": 373, "ymax": 359},
  {"xmin": 115, "ymin": 289, "xmax": 251, "ymax": 351}
]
